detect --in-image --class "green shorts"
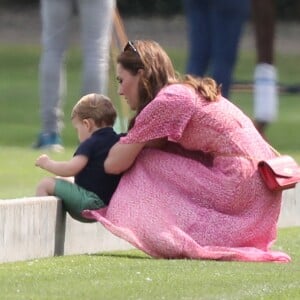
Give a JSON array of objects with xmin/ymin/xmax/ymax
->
[{"xmin": 54, "ymin": 178, "xmax": 106, "ymax": 223}]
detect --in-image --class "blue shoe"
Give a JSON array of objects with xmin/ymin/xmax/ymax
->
[{"xmin": 33, "ymin": 132, "xmax": 64, "ymax": 152}]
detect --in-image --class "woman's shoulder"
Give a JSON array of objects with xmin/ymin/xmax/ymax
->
[
  {"xmin": 160, "ymin": 83, "xmax": 195, "ymax": 95},
  {"xmin": 157, "ymin": 84, "xmax": 196, "ymax": 103}
]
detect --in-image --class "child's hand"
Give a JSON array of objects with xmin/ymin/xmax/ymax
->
[{"xmin": 35, "ymin": 154, "xmax": 50, "ymax": 169}]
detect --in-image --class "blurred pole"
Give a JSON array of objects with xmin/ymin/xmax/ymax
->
[{"xmin": 110, "ymin": 8, "xmax": 130, "ymax": 132}]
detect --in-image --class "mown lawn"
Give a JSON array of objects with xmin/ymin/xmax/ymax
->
[
  {"xmin": 0, "ymin": 227, "xmax": 299, "ymax": 300},
  {"xmin": 0, "ymin": 45, "xmax": 299, "ymax": 198},
  {"xmin": 0, "ymin": 44, "xmax": 299, "ymax": 300}
]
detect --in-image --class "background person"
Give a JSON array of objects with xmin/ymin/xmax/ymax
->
[
  {"xmin": 33, "ymin": 0, "xmax": 115, "ymax": 151},
  {"xmin": 35, "ymin": 93, "xmax": 122, "ymax": 222},
  {"xmin": 182, "ymin": 0, "xmax": 250, "ymax": 98},
  {"xmin": 82, "ymin": 40, "xmax": 290, "ymax": 262},
  {"xmin": 252, "ymin": 0, "xmax": 278, "ymax": 139}
]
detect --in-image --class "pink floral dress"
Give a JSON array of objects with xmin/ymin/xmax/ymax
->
[{"xmin": 83, "ymin": 84, "xmax": 290, "ymax": 262}]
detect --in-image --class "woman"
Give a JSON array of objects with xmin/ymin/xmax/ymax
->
[{"xmin": 83, "ymin": 40, "xmax": 290, "ymax": 262}]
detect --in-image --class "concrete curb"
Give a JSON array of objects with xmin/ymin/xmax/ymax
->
[
  {"xmin": 0, "ymin": 197, "xmax": 132, "ymax": 263},
  {"xmin": 0, "ymin": 189, "xmax": 299, "ymax": 264},
  {"xmin": 279, "ymin": 187, "xmax": 300, "ymax": 227}
]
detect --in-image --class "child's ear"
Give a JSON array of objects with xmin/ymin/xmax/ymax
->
[
  {"xmin": 85, "ymin": 118, "xmax": 98, "ymax": 132},
  {"xmin": 82, "ymin": 119, "xmax": 92, "ymax": 130},
  {"xmin": 82, "ymin": 119, "xmax": 89, "ymax": 126}
]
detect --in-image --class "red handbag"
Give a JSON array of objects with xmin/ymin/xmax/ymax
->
[{"xmin": 258, "ymin": 155, "xmax": 300, "ymax": 191}]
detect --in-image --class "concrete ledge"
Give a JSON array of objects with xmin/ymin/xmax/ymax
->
[
  {"xmin": 279, "ymin": 186, "xmax": 300, "ymax": 227},
  {"xmin": 0, "ymin": 197, "xmax": 133, "ymax": 263},
  {"xmin": 0, "ymin": 187, "xmax": 299, "ymax": 264}
]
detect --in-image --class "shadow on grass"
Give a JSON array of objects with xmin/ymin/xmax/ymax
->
[{"xmin": 90, "ymin": 250, "xmax": 151, "ymax": 260}]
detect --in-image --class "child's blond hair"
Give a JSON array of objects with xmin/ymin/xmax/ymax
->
[{"xmin": 71, "ymin": 93, "xmax": 117, "ymax": 127}]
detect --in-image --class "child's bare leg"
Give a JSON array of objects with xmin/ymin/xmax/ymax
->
[
  {"xmin": 57, "ymin": 176, "xmax": 74, "ymax": 183},
  {"xmin": 36, "ymin": 177, "xmax": 56, "ymax": 196}
]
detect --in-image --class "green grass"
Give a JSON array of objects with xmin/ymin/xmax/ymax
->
[
  {"xmin": 0, "ymin": 44, "xmax": 300, "ymax": 299},
  {"xmin": 0, "ymin": 227, "xmax": 299, "ymax": 300},
  {"xmin": 0, "ymin": 147, "xmax": 73, "ymax": 198},
  {"xmin": 1, "ymin": 45, "xmax": 300, "ymax": 198}
]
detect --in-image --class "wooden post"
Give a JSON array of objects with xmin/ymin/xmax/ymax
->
[{"xmin": 110, "ymin": 8, "xmax": 131, "ymax": 132}]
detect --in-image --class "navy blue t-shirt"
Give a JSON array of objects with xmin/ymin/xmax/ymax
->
[{"xmin": 74, "ymin": 127, "xmax": 123, "ymax": 205}]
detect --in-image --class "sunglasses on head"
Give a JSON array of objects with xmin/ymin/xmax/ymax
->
[{"xmin": 124, "ymin": 40, "xmax": 139, "ymax": 56}]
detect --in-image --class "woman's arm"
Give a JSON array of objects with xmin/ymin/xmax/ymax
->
[
  {"xmin": 105, "ymin": 137, "xmax": 168, "ymax": 175},
  {"xmin": 145, "ymin": 137, "xmax": 167, "ymax": 149},
  {"xmin": 35, "ymin": 154, "xmax": 88, "ymax": 177},
  {"xmin": 104, "ymin": 142, "xmax": 146, "ymax": 174}
]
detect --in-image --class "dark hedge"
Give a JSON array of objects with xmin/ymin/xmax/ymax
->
[{"xmin": 0, "ymin": 0, "xmax": 299, "ymax": 20}]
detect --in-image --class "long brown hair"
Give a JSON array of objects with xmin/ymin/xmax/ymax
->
[
  {"xmin": 182, "ymin": 75, "xmax": 221, "ymax": 102},
  {"xmin": 117, "ymin": 40, "xmax": 220, "ymax": 129}
]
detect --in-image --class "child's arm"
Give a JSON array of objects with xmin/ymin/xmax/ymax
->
[{"xmin": 35, "ymin": 154, "xmax": 88, "ymax": 177}]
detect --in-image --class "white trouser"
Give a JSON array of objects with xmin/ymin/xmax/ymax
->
[
  {"xmin": 39, "ymin": 0, "xmax": 115, "ymax": 133},
  {"xmin": 253, "ymin": 63, "xmax": 278, "ymax": 123}
]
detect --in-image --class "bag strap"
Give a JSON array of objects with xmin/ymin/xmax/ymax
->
[
  {"xmin": 213, "ymin": 142, "xmax": 280, "ymax": 162},
  {"xmin": 212, "ymin": 151, "xmax": 259, "ymax": 162},
  {"xmin": 268, "ymin": 144, "xmax": 281, "ymax": 157}
]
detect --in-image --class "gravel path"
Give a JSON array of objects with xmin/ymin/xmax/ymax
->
[{"xmin": 1, "ymin": 6, "xmax": 300, "ymax": 54}]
